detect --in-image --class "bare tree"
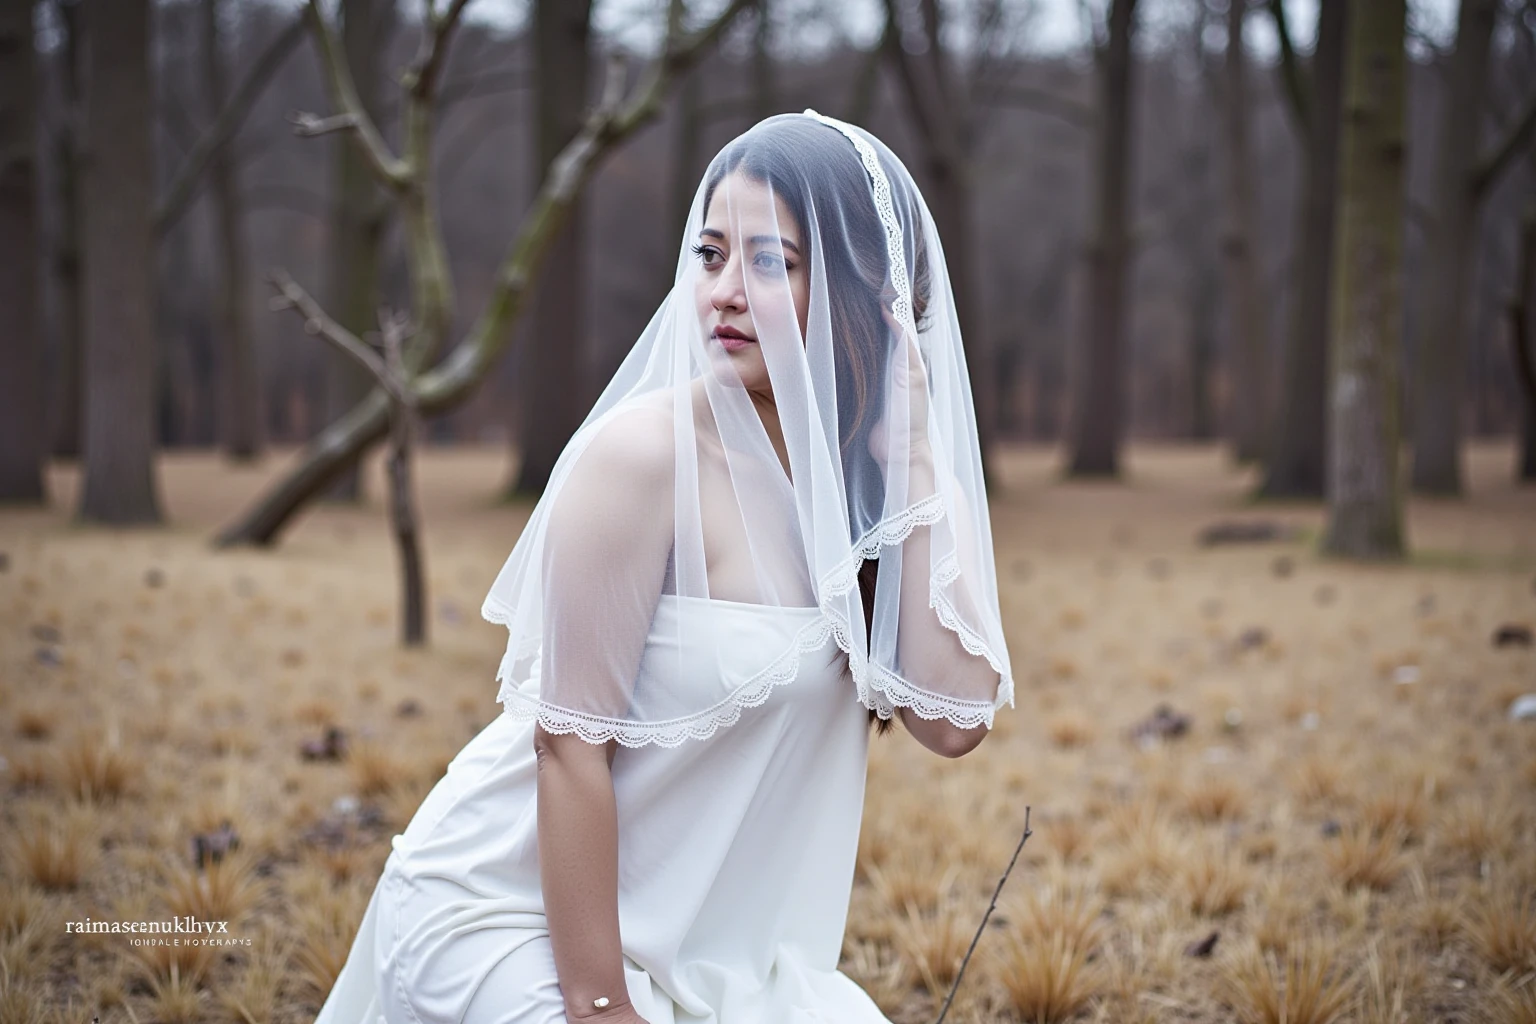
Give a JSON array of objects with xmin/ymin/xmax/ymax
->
[
  {"xmin": 78, "ymin": 0, "xmax": 164, "ymax": 524},
  {"xmin": 1409, "ymin": 0, "xmax": 1536, "ymax": 495},
  {"xmin": 271, "ymin": 270, "xmax": 427, "ymax": 645},
  {"xmin": 511, "ymin": 0, "xmax": 593, "ymax": 496},
  {"xmin": 48, "ymin": 0, "xmax": 84, "ymax": 461},
  {"xmin": 325, "ymin": 0, "xmax": 396, "ymax": 500},
  {"xmin": 0, "ymin": 0, "xmax": 45, "ymax": 503},
  {"xmin": 1067, "ymin": 0, "xmax": 1139, "ymax": 478},
  {"xmin": 1220, "ymin": 0, "xmax": 1268, "ymax": 463},
  {"xmin": 1258, "ymin": 0, "xmax": 1346, "ymax": 499},
  {"xmin": 215, "ymin": 0, "xmax": 756, "ymax": 549},
  {"xmin": 1323, "ymin": 0, "xmax": 1407, "ymax": 560},
  {"xmin": 1512, "ymin": 205, "xmax": 1536, "ymax": 482},
  {"xmin": 201, "ymin": 0, "xmax": 262, "ymax": 461},
  {"xmin": 878, "ymin": 0, "xmax": 1020, "ymax": 476}
]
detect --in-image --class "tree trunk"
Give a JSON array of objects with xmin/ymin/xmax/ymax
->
[
  {"xmin": 78, "ymin": 0, "xmax": 163, "ymax": 524},
  {"xmin": 669, "ymin": 63, "xmax": 701, "ymax": 261},
  {"xmin": 1514, "ymin": 207, "xmax": 1536, "ymax": 483},
  {"xmin": 879, "ymin": 0, "xmax": 994, "ymax": 477},
  {"xmin": 1408, "ymin": 0, "xmax": 1497, "ymax": 496},
  {"xmin": 202, "ymin": 0, "xmax": 263, "ymax": 461},
  {"xmin": 1222, "ymin": 0, "xmax": 1267, "ymax": 463},
  {"xmin": 0, "ymin": 0, "xmax": 45, "ymax": 503},
  {"xmin": 1260, "ymin": 0, "xmax": 1346, "ymax": 499},
  {"xmin": 1067, "ymin": 0, "xmax": 1137, "ymax": 477},
  {"xmin": 324, "ymin": 0, "xmax": 393, "ymax": 500},
  {"xmin": 751, "ymin": 1, "xmax": 775, "ymax": 123},
  {"xmin": 1323, "ymin": 0, "xmax": 1407, "ymax": 559},
  {"xmin": 1189, "ymin": 249, "xmax": 1219, "ymax": 441},
  {"xmin": 50, "ymin": 0, "xmax": 84, "ymax": 460},
  {"xmin": 511, "ymin": 0, "xmax": 592, "ymax": 497}
]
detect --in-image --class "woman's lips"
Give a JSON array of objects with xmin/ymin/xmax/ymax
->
[{"xmin": 713, "ymin": 326, "xmax": 756, "ymax": 353}]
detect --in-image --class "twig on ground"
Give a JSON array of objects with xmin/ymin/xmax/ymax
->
[{"xmin": 934, "ymin": 805, "xmax": 1033, "ymax": 1024}]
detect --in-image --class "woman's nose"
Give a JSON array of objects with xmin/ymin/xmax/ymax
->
[{"xmin": 710, "ymin": 256, "xmax": 746, "ymax": 314}]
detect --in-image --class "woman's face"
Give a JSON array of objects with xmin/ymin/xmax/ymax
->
[{"xmin": 693, "ymin": 169, "xmax": 810, "ymax": 398}]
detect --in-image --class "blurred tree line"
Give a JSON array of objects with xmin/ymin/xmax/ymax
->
[{"xmin": 0, "ymin": 0, "xmax": 1532, "ymax": 562}]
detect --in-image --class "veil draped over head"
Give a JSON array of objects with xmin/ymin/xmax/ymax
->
[{"xmin": 482, "ymin": 110, "xmax": 1014, "ymax": 748}]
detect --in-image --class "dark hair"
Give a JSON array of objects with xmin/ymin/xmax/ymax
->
[{"xmin": 702, "ymin": 117, "xmax": 932, "ymax": 738}]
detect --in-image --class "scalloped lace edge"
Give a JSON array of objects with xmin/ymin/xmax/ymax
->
[{"xmin": 486, "ymin": 500, "xmax": 1013, "ymax": 748}]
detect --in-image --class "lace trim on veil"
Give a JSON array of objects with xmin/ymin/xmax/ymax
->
[{"xmin": 488, "ymin": 495, "xmax": 1014, "ymax": 748}]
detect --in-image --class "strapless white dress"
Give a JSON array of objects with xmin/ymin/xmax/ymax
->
[{"xmin": 312, "ymin": 594, "xmax": 891, "ymax": 1024}]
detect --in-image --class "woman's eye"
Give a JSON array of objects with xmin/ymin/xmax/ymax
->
[
  {"xmin": 752, "ymin": 251, "xmax": 787, "ymax": 272},
  {"xmin": 691, "ymin": 243, "xmax": 725, "ymax": 267}
]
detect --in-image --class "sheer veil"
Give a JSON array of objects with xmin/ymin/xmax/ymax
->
[{"xmin": 481, "ymin": 110, "xmax": 1014, "ymax": 748}]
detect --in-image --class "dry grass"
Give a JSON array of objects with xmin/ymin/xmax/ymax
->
[
  {"xmin": 992, "ymin": 884, "xmax": 1106, "ymax": 1024},
  {"xmin": 287, "ymin": 868, "xmax": 370, "ymax": 1000},
  {"xmin": 1461, "ymin": 880, "xmax": 1536, "ymax": 975},
  {"xmin": 348, "ymin": 738, "xmax": 408, "ymax": 799},
  {"xmin": 3, "ymin": 444, "xmax": 1532, "ymax": 1024},
  {"xmin": 890, "ymin": 897, "xmax": 972, "ymax": 998},
  {"xmin": 840, "ymin": 939, "xmax": 911, "ymax": 1016},
  {"xmin": 56, "ymin": 727, "xmax": 139, "ymax": 802},
  {"xmin": 1357, "ymin": 784, "xmax": 1429, "ymax": 840},
  {"xmin": 1439, "ymin": 794, "xmax": 1520, "ymax": 866},
  {"xmin": 1180, "ymin": 841, "xmax": 1253, "ymax": 917},
  {"xmin": 5, "ymin": 807, "xmax": 95, "ymax": 891},
  {"xmin": 1047, "ymin": 711, "xmax": 1096, "ymax": 749},
  {"xmin": 868, "ymin": 847, "xmax": 961, "ymax": 916},
  {"xmin": 158, "ymin": 845, "xmax": 267, "ymax": 925},
  {"xmin": 1182, "ymin": 775, "xmax": 1247, "ymax": 823},
  {"xmin": 220, "ymin": 927, "xmax": 294, "ymax": 1024},
  {"xmin": 1220, "ymin": 938, "xmax": 1356, "ymax": 1024},
  {"xmin": 1323, "ymin": 824, "xmax": 1408, "ymax": 893}
]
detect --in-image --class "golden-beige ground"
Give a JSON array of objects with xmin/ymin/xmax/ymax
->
[{"xmin": 2, "ymin": 442, "xmax": 1533, "ymax": 1024}]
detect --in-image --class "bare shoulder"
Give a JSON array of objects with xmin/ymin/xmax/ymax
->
[{"xmin": 564, "ymin": 393, "xmax": 677, "ymax": 500}]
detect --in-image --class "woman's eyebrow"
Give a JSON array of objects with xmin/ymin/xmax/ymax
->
[
  {"xmin": 697, "ymin": 228, "xmax": 800, "ymax": 256},
  {"xmin": 749, "ymin": 235, "xmax": 800, "ymax": 255}
]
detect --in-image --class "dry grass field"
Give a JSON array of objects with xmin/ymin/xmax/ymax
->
[{"xmin": 2, "ymin": 442, "xmax": 1533, "ymax": 1024}]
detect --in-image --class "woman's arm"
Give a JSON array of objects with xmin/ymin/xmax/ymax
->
[
  {"xmin": 534, "ymin": 729, "xmax": 648, "ymax": 1021},
  {"xmin": 527, "ymin": 408, "xmax": 674, "ymax": 1022},
  {"xmin": 892, "ymin": 447, "xmax": 999, "ymax": 759},
  {"xmin": 873, "ymin": 336, "xmax": 1001, "ymax": 758}
]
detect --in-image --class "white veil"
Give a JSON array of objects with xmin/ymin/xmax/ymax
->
[{"xmin": 481, "ymin": 110, "xmax": 1014, "ymax": 747}]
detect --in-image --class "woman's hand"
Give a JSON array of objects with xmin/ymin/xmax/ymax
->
[
  {"xmin": 867, "ymin": 332, "xmax": 933, "ymax": 469},
  {"xmin": 568, "ymin": 997, "xmax": 650, "ymax": 1023}
]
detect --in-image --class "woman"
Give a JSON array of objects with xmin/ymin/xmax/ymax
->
[{"xmin": 314, "ymin": 110, "xmax": 1014, "ymax": 1024}]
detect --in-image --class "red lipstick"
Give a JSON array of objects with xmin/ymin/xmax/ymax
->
[{"xmin": 712, "ymin": 324, "xmax": 756, "ymax": 353}]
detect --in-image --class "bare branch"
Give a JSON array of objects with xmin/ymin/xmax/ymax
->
[
  {"xmin": 215, "ymin": 0, "xmax": 757, "ymax": 549},
  {"xmin": 1474, "ymin": 89, "xmax": 1536, "ymax": 198},
  {"xmin": 266, "ymin": 268, "xmax": 411, "ymax": 408},
  {"xmin": 302, "ymin": 0, "xmax": 410, "ymax": 189},
  {"xmin": 934, "ymin": 807, "xmax": 1033, "ymax": 1024},
  {"xmin": 410, "ymin": 0, "xmax": 757, "ymax": 412},
  {"xmin": 408, "ymin": 0, "xmax": 475, "ymax": 100},
  {"xmin": 287, "ymin": 110, "xmax": 363, "ymax": 137},
  {"xmin": 154, "ymin": 10, "xmax": 307, "ymax": 235}
]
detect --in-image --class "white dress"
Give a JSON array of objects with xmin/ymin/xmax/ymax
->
[{"xmin": 312, "ymin": 593, "xmax": 892, "ymax": 1024}]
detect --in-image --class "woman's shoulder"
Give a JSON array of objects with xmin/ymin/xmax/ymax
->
[{"xmin": 567, "ymin": 389, "xmax": 679, "ymax": 493}]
